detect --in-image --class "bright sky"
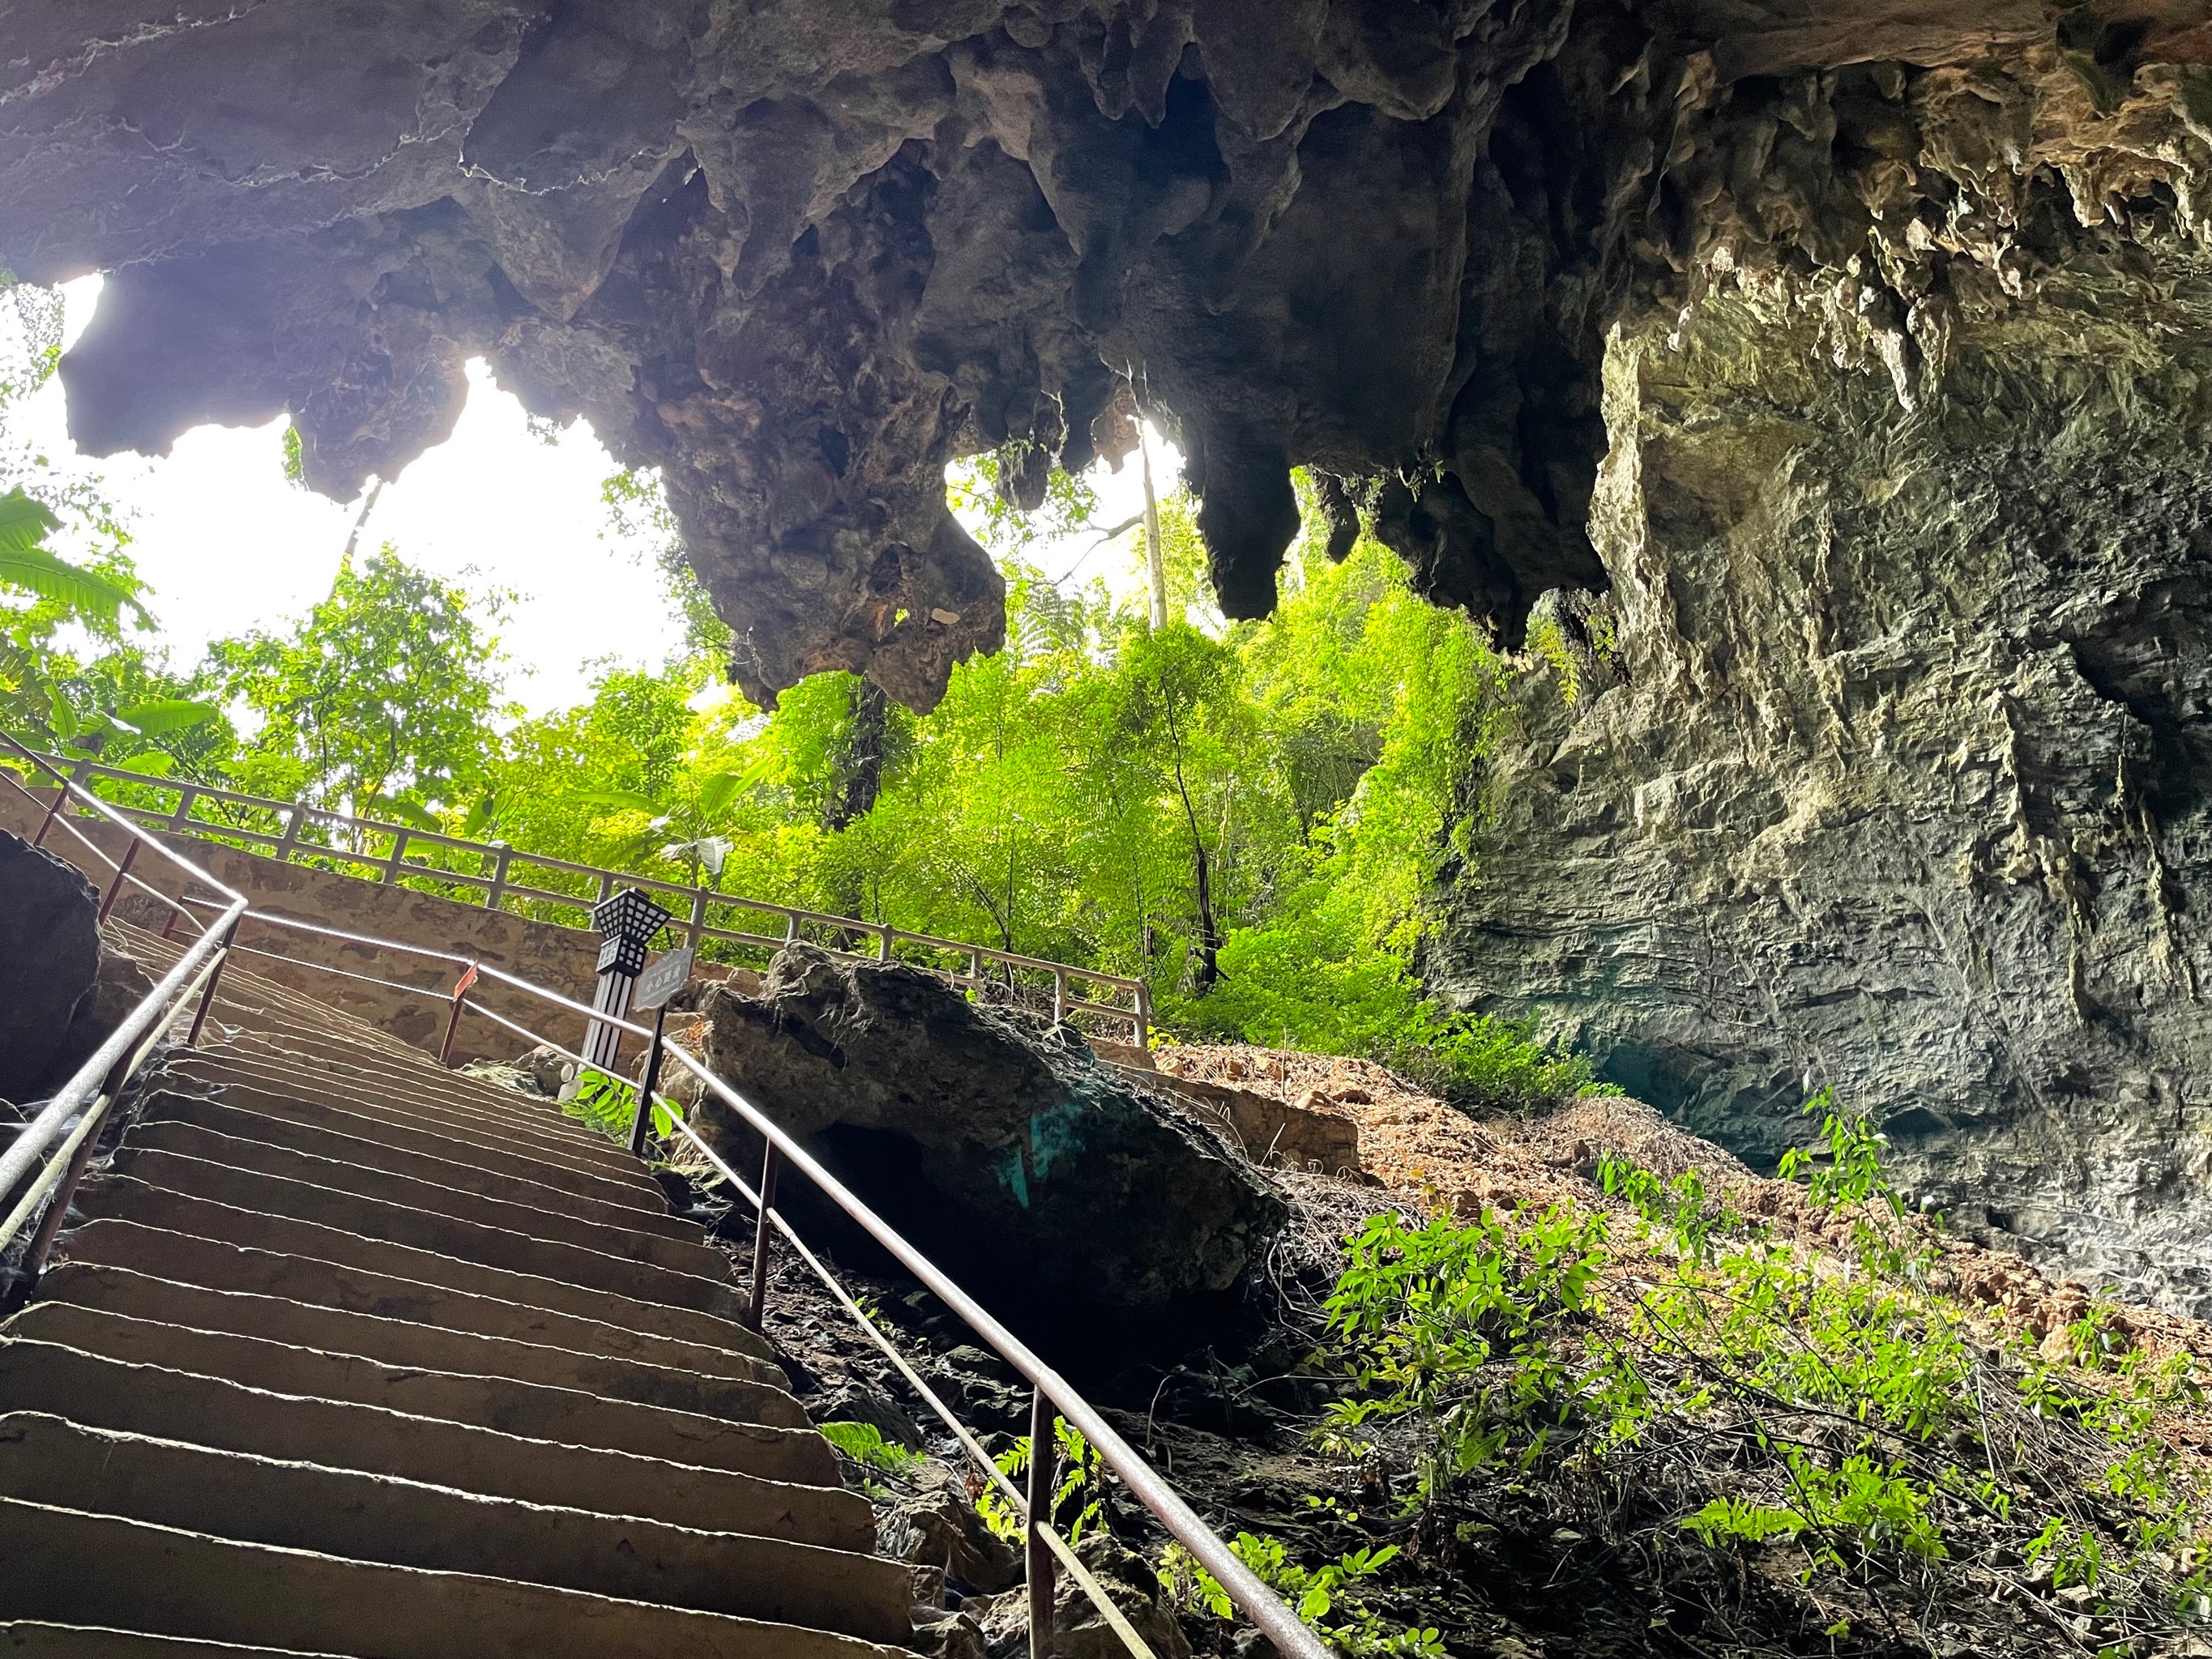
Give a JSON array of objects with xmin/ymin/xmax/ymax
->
[{"xmin": 20, "ymin": 276, "xmax": 1180, "ymax": 716}]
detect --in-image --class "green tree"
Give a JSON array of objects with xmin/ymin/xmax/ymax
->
[{"xmin": 209, "ymin": 548, "xmax": 512, "ymax": 821}]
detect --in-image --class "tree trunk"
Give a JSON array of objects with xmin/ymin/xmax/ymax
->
[
  {"xmin": 826, "ymin": 677, "xmax": 889, "ymax": 831},
  {"xmin": 1139, "ymin": 426, "xmax": 1167, "ymax": 631}
]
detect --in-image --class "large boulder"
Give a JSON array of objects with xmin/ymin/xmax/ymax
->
[
  {"xmin": 694, "ymin": 947, "xmax": 1285, "ymax": 1359},
  {"xmin": 0, "ymin": 830, "xmax": 100, "ymax": 1104}
]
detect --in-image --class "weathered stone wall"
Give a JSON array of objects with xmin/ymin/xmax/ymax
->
[
  {"xmin": 0, "ymin": 788, "xmax": 604, "ymax": 1068},
  {"xmin": 11, "ymin": 5, "xmax": 2206, "ymax": 710},
  {"xmin": 1433, "ymin": 262, "xmax": 2212, "ymax": 1314}
]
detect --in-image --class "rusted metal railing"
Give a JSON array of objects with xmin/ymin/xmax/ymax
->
[
  {"xmin": 7, "ymin": 748, "xmax": 1151, "ymax": 1043},
  {"xmin": 113, "ymin": 906, "xmax": 1321, "ymax": 1659},
  {"xmin": 0, "ymin": 737, "xmax": 247, "ymax": 1290},
  {"xmin": 0, "ymin": 738, "xmax": 1322, "ymax": 1657}
]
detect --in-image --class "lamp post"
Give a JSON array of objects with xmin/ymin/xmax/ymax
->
[{"xmin": 584, "ymin": 887, "xmax": 675, "ymax": 1073}]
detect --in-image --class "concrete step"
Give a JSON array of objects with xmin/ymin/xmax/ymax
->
[
  {"xmin": 167, "ymin": 1064, "xmax": 643, "ymax": 1188},
  {"xmin": 203, "ymin": 1035, "xmax": 623, "ymax": 1145},
  {"xmin": 171, "ymin": 1051, "xmax": 641, "ymax": 1179},
  {"xmin": 113, "ymin": 1120, "xmax": 714, "ymax": 1270},
  {"xmin": 2, "ymin": 1624, "xmax": 350, "ymax": 1658},
  {"xmin": 29, "ymin": 1269, "xmax": 796, "ymax": 1422},
  {"xmin": 54, "ymin": 1221, "xmax": 775, "ymax": 1379},
  {"xmin": 0, "ymin": 1343, "xmax": 858, "ymax": 1542},
  {"xmin": 139, "ymin": 1085, "xmax": 673, "ymax": 1218},
  {"xmin": 0, "ymin": 1501, "xmax": 906, "ymax": 1659},
  {"xmin": 67, "ymin": 1185, "xmax": 762, "ymax": 1347},
  {"xmin": 2, "ymin": 1305, "xmax": 821, "ymax": 1471},
  {"xmin": 0, "ymin": 1416, "xmax": 911, "ymax": 1644},
  {"xmin": 80, "ymin": 1160, "xmax": 749, "ymax": 1319}
]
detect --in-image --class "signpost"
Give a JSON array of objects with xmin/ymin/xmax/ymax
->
[{"xmin": 627, "ymin": 946, "xmax": 694, "ymax": 1156}]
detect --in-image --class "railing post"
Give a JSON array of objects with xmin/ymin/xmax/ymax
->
[
  {"xmin": 1134, "ymin": 981, "xmax": 1151, "ymax": 1049},
  {"xmin": 186, "ymin": 917, "xmax": 241, "ymax": 1047},
  {"xmin": 484, "ymin": 842, "xmax": 511, "ymax": 911},
  {"xmin": 166, "ymin": 784, "xmax": 197, "ymax": 833},
  {"xmin": 438, "ymin": 963, "xmax": 480, "ymax": 1068},
  {"xmin": 383, "ymin": 828, "xmax": 410, "ymax": 885},
  {"xmin": 630, "ymin": 1005, "xmax": 668, "ymax": 1158},
  {"xmin": 687, "ymin": 886, "xmax": 707, "ymax": 950},
  {"xmin": 96, "ymin": 839, "xmax": 140, "ymax": 923},
  {"xmin": 1052, "ymin": 968, "xmax": 1068, "ymax": 1026},
  {"xmin": 30, "ymin": 783, "xmax": 66, "ymax": 848},
  {"xmin": 1027, "ymin": 1386, "xmax": 1056, "ymax": 1658},
  {"xmin": 274, "ymin": 804, "xmax": 305, "ymax": 864},
  {"xmin": 878, "ymin": 925, "xmax": 893, "ymax": 962},
  {"xmin": 746, "ymin": 1141, "xmax": 781, "ymax": 1331}
]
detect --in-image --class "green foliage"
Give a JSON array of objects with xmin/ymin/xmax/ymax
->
[
  {"xmin": 945, "ymin": 452, "xmax": 1102, "ymax": 560},
  {"xmin": 1309, "ymin": 1102, "xmax": 2212, "ymax": 1644},
  {"xmin": 1163, "ymin": 1535, "xmax": 1445, "ymax": 1657},
  {"xmin": 600, "ymin": 467, "xmax": 732, "ymax": 661},
  {"xmin": 209, "ymin": 549, "xmax": 514, "ymax": 817},
  {"xmin": 977, "ymin": 1418, "xmax": 1106, "ymax": 1546},
  {"xmin": 818, "ymin": 1421, "xmax": 925, "ymax": 1478},
  {"xmin": 2, "ymin": 331, "xmax": 1606, "ymax": 1111},
  {"xmin": 0, "ymin": 489, "xmax": 147, "ymax": 627}
]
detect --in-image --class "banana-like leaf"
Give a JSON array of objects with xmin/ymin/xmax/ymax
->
[
  {"xmin": 361, "ymin": 792, "xmax": 442, "ymax": 832},
  {"xmin": 695, "ymin": 753, "xmax": 774, "ymax": 818},
  {"xmin": 114, "ymin": 748, "xmax": 177, "ymax": 778},
  {"xmin": 116, "ymin": 697, "xmax": 220, "ymax": 736},
  {"xmin": 0, "ymin": 488, "xmax": 61, "ymax": 553},
  {"xmin": 0, "ymin": 543, "xmax": 149, "ymax": 625},
  {"xmin": 463, "ymin": 791, "xmax": 498, "ymax": 838}
]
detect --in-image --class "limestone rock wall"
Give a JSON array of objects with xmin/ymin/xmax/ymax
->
[
  {"xmin": 1433, "ymin": 267, "xmax": 2212, "ymax": 1314},
  {"xmin": 15, "ymin": 4, "xmax": 2209, "ymax": 711}
]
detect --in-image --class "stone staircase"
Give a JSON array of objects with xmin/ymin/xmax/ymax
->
[{"xmin": 0, "ymin": 931, "xmax": 919, "ymax": 1657}]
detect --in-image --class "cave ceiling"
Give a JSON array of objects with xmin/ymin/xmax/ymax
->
[{"xmin": 3, "ymin": 1, "xmax": 2208, "ymax": 709}]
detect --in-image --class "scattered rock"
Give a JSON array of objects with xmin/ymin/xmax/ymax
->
[
  {"xmin": 0, "ymin": 830, "xmax": 101, "ymax": 1102},
  {"xmin": 1046, "ymin": 1535, "xmax": 1194, "ymax": 1659},
  {"xmin": 878, "ymin": 1465, "xmax": 1023, "ymax": 1597},
  {"xmin": 1146, "ymin": 1072, "xmax": 1364, "ymax": 1180},
  {"xmin": 694, "ymin": 946, "xmax": 1286, "ymax": 1358},
  {"xmin": 33, "ymin": 936, "xmax": 158, "ymax": 1098},
  {"xmin": 515, "ymin": 1045, "xmax": 570, "ymax": 1096}
]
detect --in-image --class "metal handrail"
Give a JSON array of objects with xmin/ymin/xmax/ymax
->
[
  {"xmin": 6, "ymin": 746, "xmax": 1151, "ymax": 1039},
  {"xmin": 0, "ymin": 736, "xmax": 1321, "ymax": 1657},
  {"xmin": 0, "ymin": 737, "xmax": 249, "ymax": 1264},
  {"xmin": 170, "ymin": 907, "xmax": 1327, "ymax": 1659}
]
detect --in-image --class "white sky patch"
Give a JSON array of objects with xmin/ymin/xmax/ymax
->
[{"xmin": 26, "ymin": 275, "xmax": 1185, "ymax": 716}]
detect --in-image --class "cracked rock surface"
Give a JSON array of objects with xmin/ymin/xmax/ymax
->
[
  {"xmin": 1435, "ymin": 265, "xmax": 2212, "ymax": 1316},
  {"xmin": 15, "ymin": 4, "xmax": 2212, "ymax": 1302},
  {"xmin": 11, "ymin": 2, "xmax": 2206, "ymax": 707}
]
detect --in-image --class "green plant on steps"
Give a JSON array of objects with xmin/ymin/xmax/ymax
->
[
  {"xmin": 977, "ymin": 1419, "xmax": 1106, "ymax": 1546},
  {"xmin": 563, "ymin": 1068, "xmax": 675, "ymax": 1145},
  {"xmin": 818, "ymin": 1422, "xmax": 925, "ymax": 1498}
]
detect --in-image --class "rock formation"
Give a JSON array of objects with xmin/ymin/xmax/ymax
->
[
  {"xmin": 1434, "ymin": 267, "xmax": 2212, "ymax": 1316},
  {"xmin": 11, "ymin": 3, "xmax": 2196, "ymax": 709},
  {"xmin": 693, "ymin": 946, "xmax": 1285, "ymax": 1354},
  {"xmin": 15, "ymin": 6, "xmax": 2212, "ymax": 1302},
  {"xmin": 0, "ymin": 830, "xmax": 101, "ymax": 1102}
]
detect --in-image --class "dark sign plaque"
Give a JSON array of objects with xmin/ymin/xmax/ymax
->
[{"xmin": 633, "ymin": 946, "xmax": 695, "ymax": 1013}]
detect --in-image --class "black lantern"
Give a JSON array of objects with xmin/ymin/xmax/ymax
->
[{"xmin": 583, "ymin": 887, "xmax": 676, "ymax": 1070}]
